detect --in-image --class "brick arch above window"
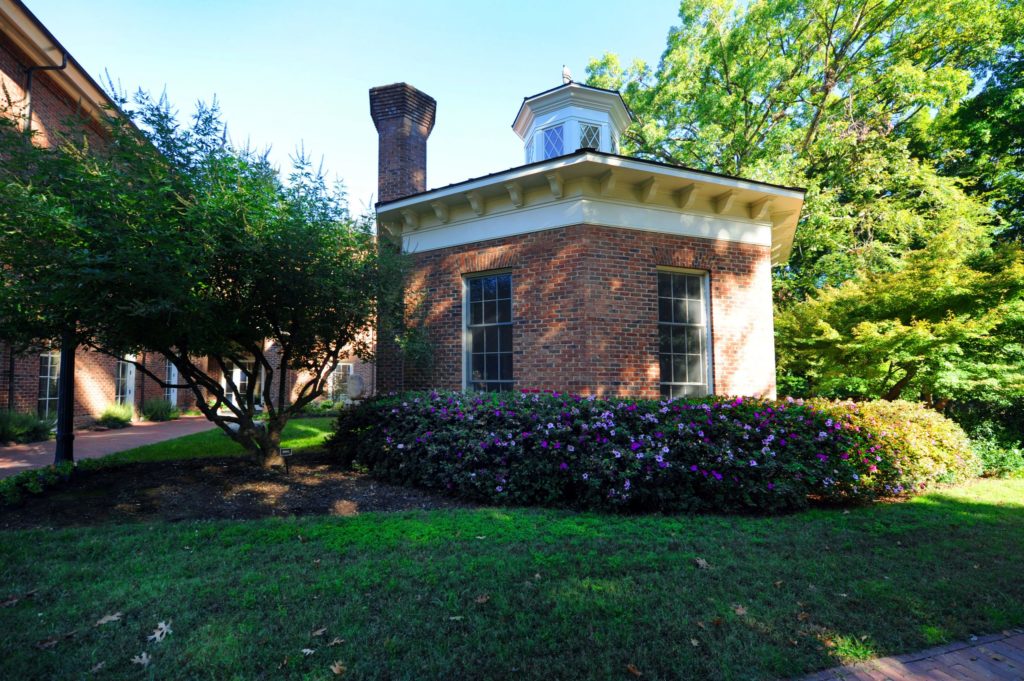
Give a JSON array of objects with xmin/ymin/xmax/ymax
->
[
  {"xmin": 456, "ymin": 248, "xmax": 520, "ymax": 275},
  {"xmin": 651, "ymin": 246, "xmax": 716, "ymax": 272}
]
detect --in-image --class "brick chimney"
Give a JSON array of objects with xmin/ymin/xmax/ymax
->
[{"xmin": 369, "ymin": 83, "xmax": 436, "ymax": 204}]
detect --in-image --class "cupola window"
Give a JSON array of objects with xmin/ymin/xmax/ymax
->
[
  {"xmin": 543, "ymin": 125, "xmax": 564, "ymax": 159},
  {"xmin": 580, "ymin": 122, "xmax": 601, "ymax": 150}
]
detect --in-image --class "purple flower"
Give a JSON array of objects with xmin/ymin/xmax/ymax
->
[
  {"xmin": 767, "ymin": 482, "xmax": 775, "ymax": 490},
  {"xmin": 495, "ymin": 485, "xmax": 503, "ymax": 492},
  {"xmin": 624, "ymin": 479, "xmax": 631, "ymax": 490},
  {"xmin": 749, "ymin": 459, "xmax": 758, "ymax": 467},
  {"xmin": 559, "ymin": 462, "xmax": 569, "ymax": 471},
  {"xmin": 817, "ymin": 454, "xmax": 829, "ymax": 462},
  {"xmin": 712, "ymin": 470, "xmax": 722, "ymax": 480},
  {"xmin": 582, "ymin": 473, "xmax": 589, "ymax": 481},
  {"xmin": 630, "ymin": 441, "xmax": 642, "ymax": 451},
  {"xmin": 689, "ymin": 465, "xmax": 699, "ymax": 472}
]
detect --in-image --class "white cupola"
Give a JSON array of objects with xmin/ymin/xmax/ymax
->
[{"xmin": 512, "ymin": 81, "xmax": 632, "ymax": 164}]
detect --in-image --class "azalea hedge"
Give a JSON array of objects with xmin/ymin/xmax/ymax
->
[{"xmin": 328, "ymin": 391, "xmax": 979, "ymax": 513}]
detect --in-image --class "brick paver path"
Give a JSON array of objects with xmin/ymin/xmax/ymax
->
[
  {"xmin": 0, "ymin": 416, "xmax": 217, "ymax": 478},
  {"xmin": 799, "ymin": 629, "xmax": 1024, "ymax": 680}
]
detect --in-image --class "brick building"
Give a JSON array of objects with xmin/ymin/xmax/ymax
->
[
  {"xmin": 0, "ymin": 1, "xmax": 371, "ymax": 427},
  {"xmin": 371, "ymin": 81, "xmax": 805, "ymax": 398}
]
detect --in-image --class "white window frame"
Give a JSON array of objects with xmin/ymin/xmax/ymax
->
[
  {"xmin": 164, "ymin": 360, "xmax": 179, "ymax": 405},
  {"xmin": 656, "ymin": 267, "xmax": 714, "ymax": 398},
  {"xmin": 38, "ymin": 350, "xmax": 60, "ymax": 420},
  {"xmin": 115, "ymin": 355, "xmax": 136, "ymax": 407},
  {"xmin": 541, "ymin": 124, "xmax": 564, "ymax": 160},
  {"xmin": 462, "ymin": 269, "xmax": 514, "ymax": 392},
  {"xmin": 326, "ymin": 362, "xmax": 354, "ymax": 401},
  {"xmin": 221, "ymin": 358, "xmax": 265, "ymax": 410},
  {"xmin": 579, "ymin": 120, "xmax": 602, "ymax": 150}
]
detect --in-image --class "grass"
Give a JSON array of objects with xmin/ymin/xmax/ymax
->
[
  {"xmin": 1, "ymin": 479, "xmax": 1022, "ymax": 680},
  {"xmin": 100, "ymin": 417, "xmax": 335, "ymax": 465}
]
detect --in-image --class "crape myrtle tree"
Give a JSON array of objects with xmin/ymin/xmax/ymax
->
[{"xmin": 0, "ymin": 92, "xmax": 405, "ymax": 467}]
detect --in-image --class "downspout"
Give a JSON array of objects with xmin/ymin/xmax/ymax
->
[
  {"xmin": 24, "ymin": 51, "xmax": 68, "ymax": 134},
  {"xmin": 6, "ymin": 345, "xmax": 14, "ymax": 412}
]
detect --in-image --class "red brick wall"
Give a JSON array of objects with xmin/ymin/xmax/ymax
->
[
  {"xmin": 0, "ymin": 32, "xmax": 105, "ymax": 149},
  {"xmin": 383, "ymin": 224, "xmax": 777, "ymax": 398}
]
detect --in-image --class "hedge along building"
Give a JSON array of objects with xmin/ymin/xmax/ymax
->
[{"xmin": 372, "ymin": 80, "xmax": 805, "ymax": 399}]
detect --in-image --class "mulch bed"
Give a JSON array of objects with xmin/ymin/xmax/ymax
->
[{"xmin": 0, "ymin": 450, "xmax": 471, "ymax": 530}]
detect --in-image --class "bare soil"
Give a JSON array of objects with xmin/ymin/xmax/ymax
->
[{"xmin": 0, "ymin": 450, "xmax": 471, "ymax": 529}]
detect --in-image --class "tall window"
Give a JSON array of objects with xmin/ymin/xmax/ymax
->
[
  {"xmin": 466, "ymin": 273, "xmax": 513, "ymax": 392},
  {"xmin": 579, "ymin": 122, "xmax": 601, "ymax": 150},
  {"xmin": 327, "ymin": 363, "xmax": 353, "ymax": 401},
  {"xmin": 224, "ymin": 359, "xmax": 262, "ymax": 407},
  {"xmin": 658, "ymin": 271, "xmax": 711, "ymax": 398},
  {"xmin": 38, "ymin": 350, "xmax": 60, "ymax": 419},
  {"xmin": 165, "ymin": 360, "xmax": 179, "ymax": 404},
  {"xmin": 115, "ymin": 357, "xmax": 135, "ymax": 405},
  {"xmin": 543, "ymin": 125, "xmax": 564, "ymax": 159}
]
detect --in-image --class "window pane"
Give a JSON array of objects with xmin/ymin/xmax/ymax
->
[
  {"xmin": 497, "ymin": 299, "xmax": 511, "ymax": 323},
  {"xmin": 580, "ymin": 123, "xmax": 600, "ymax": 149},
  {"xmin": 486, "ymin": 354, "xmax": 498, "ymax": 380},
  {"xmin": 543, "ymin": 125, "xmax": 564, "ymax": 159},
  {"xmin": 671, "ymin": 327, "xmax": 687, "ymax": 354},
  {"xmin": 658, "ymin": 297, "xmax": 672, "ymax": 323},
  {"xmin": 687, "ymin": 300, "xmax": 702, "ymax": 324},
  {"xmin": 659, "ymin": 327, "xmax": 671, "ymax": 354},
  {"xmin": 484, "ymin": 301, "xmax": 497, "ymax": 324},
  {"xmin": 499, "ymin": 353, "xmax": 513, "ymax": 381},
  {"xmin": 672, "ymin": 357, "xmax": 686, "ymax": 383},
  {"xmin": 687, "ymin": 275, "xmax": 701, "ymax": 299},
  {"xmin": 471, "ymin": 302, "xmax": 483, "ymax": 325},
  {"xmin": 483, "ymin": 277, "xmax": 497, "ymax": 300},
  {"xmin": 497, "ymin": 275, "xmax": 511, "ymax": 299},
  {"xmin": 658, "ymin": 273, "xmax": 672, "ymax": 298},
  {"xmin": 470, "ymin": 278, "xmax": 482, "ymax": 302},
  {"xmin": 499, "ymin": 326, "xmax": 512, "ymax": 352},
  {"xmin": 485, "ymin": 326, "xmax": 499, "ymax": 353},
  {"xmin": 673, "ymin": 298, "xmax": 687, "ymax": 324},
  {"xmin": 472, "ymin": 354, "xmax": 484, "ymax": 380},
  {"xmin": 471, "ymin": 328, "xmax": 484, "ymax": 352}
]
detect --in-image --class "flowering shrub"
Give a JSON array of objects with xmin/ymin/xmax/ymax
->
[{"xmin": 328, "ymin": 391, "xmax": 979, "ymax": 513}]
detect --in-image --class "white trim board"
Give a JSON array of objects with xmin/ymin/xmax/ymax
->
[{"xmin": 402, "ymin": 197, "xmax": 772, "ymax": 254}]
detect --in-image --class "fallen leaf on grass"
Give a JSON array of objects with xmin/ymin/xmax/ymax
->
[
  {"xmin": 298, "ymin": 534, "xmax": 307, "ymax": 543},
  {"xmin": 147, "ymin": 620, "xmax": 172, "ymax": 643},
  {"xmin": 302, "ymin": 648, "xmax": 316, "ymax": 656},
  {"xmin": 475, "ymin": 536, "xmax": 487, "ymax": 540},
  {"xmin": 732, "ymin": 604, "xmax": 747, "ymax": 616},
  {"xmin": 131, "ymin": 651, "xmax": 151, "ymax": 668},
  {"xmin": 330, "ymin": 660, "xmax": 347, "ymax": 675},
  {"xmin": 797, "ymin": 612, "xmax": 810, "ymax": 622},
  {"xmin": 278, "ymin": 656, "xmax": 289, "ymax": 670},
  {"xmin": 694, "ymin": 557, "xmax": 710, "ymax": 569},
  {"xmin": 35, "ymin": 630, "xmax": 75, "ymax": 650},
  {"xmin": 626, "ymin": 663, "xmax": 643, "ymax": 677},
  {"xmin": 696, "ymin": 621, "xmax": 706, "ymax": 630},
  {"xmin": 712, "ymin": 617, "xmax": 724, "ymax": 627},
  {"xmin": 95, "ymin": 612, "xmax": 122, "ymax": 626},
  {"xmin": 328, "ymin": 637, "xmax": 345, "ymax": 647},
  {"xmin": 311, "ymin": 627, "xmax": 327, "ymax": 637},
  {"xmin": 2, "ymin": 589, "xmax": 37, "ymax": 608},
  {"xmin": 90, "ymin": 661, "xmax": 106, "ymax": 673},
  {"xmin": 773, "ymin": 580, "xmax": 784, "ymax": 588},
  {"xmin": 474, "ymin": 594, "xmax": 490, "ymax": 604},
  {"xmin": 448, "ymin": 616, "xmax": 464, "ymax": 621},
  {"xmin": 690, "ymin": 638, "xmax": 700, "ymax": 647}
]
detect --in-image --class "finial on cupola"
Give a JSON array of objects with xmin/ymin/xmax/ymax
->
[{"xmin": 562, "ymin": 65, "xmax": 572, "ymax": 85}]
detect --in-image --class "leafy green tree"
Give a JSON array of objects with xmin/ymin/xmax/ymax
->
[
  {"xmin": 588, "ymin": 0, "xmax": 1024, "ymax": 409},
  {"xmin": 0, "ymin": 93, "xmax": 401, "ymax": 467}
]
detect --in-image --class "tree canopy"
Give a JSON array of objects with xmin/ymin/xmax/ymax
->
[
  {"xmin": 588, "ymin": 0, "xmax": 1024, "ymax": 413},
  {"xmin": 0, "ymin": 92, "xmax": 403, "ymax": 466}
]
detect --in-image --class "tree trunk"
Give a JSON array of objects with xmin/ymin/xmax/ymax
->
[
  {"xmin": 53, "ymin": 329, "xmax": 77, "ymax": 465},
  {"xmin": 255, "ymin": 421, "xmax": 285, "ymax": 469}
]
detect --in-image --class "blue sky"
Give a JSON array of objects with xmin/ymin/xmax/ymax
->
[{"xmin": 28, "ymin": 0, "xmax": 680, "ymax": 213}]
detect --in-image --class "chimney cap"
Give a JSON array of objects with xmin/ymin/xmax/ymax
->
[{"xmin": 369, "ymin": 82, "xmax": 437, "ymax": 135}]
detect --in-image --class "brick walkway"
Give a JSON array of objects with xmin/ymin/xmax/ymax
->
[
  {"xmin": 799, "ymin": 629, "xmax": 1024, "ymax": 680},
  {"xmin": 0, "ymin": 416, "xmax": 217, "ymax": 478}
]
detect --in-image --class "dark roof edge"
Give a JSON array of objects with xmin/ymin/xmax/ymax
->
[
  {"xmin": 376, "ymin": 149, "xmax": 806, "ymax": 209},
  {"xmin": 11, "ymin": 0, "xmax": 125, "ymax": 118}
]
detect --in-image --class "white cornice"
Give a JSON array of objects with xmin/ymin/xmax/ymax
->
[{"xmin": 377, "ymin": 152, "xmax": 804, "ymax": 264}]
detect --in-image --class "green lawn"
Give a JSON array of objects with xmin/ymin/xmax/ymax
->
[
  {"xmin": 100, "ymin": 417, "xmax": 335, "ymax": 464},
  {"xmin": 1, "ymin": 479, "xmax": 1022, "ymax": 679}
]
